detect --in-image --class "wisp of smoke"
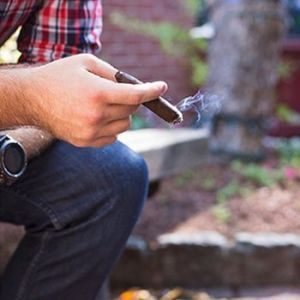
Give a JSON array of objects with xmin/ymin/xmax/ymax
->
[{"xmin": 176, "ymin": 90, "xmax": 222, "ymax": 124}]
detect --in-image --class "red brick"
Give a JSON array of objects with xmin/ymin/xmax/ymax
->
[{"xmin": 100, "ymin": 0, "xmax": 196, "ymax": 100}]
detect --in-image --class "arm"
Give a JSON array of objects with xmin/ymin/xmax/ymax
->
[
  {"xmin": 0, "ymin": 63, "xmax": 55, "ymax": 160},
  {"xmin": 1, "ymin": 127, "xmax": 54, "ymax": 160},
  {"xmin": 0, "ymin": 55, "xmax": 167, "ymax": 147},
  {"xmin": 0, "ymin": 68, "xmax": 33, "ymax": 129},
  {"xmin": 0, "ymin": 1, "xmax": 167, "ymax": 148}
]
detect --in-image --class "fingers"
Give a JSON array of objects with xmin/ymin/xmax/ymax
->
[
  {"xmin": 77, "ymin": 54, "xmax": 168, "ymax": 105},
  {"xmin": 72, "ymin": 118, "xmax": 130, "ymax": 148},
  {"xmin": 97, "ymin": 117, "xmax": 131, "ymax": 138},
  {"xmin": 87, "ymin": 136, "xmax": 117, "ymax": 148},
  {"xmin": 86, "ymin": 116, "xmax": 132, "ymax": 148},
  {"xmin": 103, "ymin": 104, "xmax": 138, "ymax": 121},
  {"xmin": 111, "ymin": 81, "xmax": 168, "ymax": 105},
  {"xmin": 92, "ymin": 78, "xmax": 168, "ymax": 105},
  {"xmin": 81, "ymin": 54, "xmax": 118, "ymax": 81}
]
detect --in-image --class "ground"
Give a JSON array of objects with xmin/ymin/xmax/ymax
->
[
  {"xmin": 113, "ymin": 287, "xmax": 300, "ymax": 300},
  {"xmin": 116, "ymin": 145, "xmax": 300, "ymax": 300},
  {"xmin": 134, "ymin": 150, "xmax": 300, "ymax": 245}
]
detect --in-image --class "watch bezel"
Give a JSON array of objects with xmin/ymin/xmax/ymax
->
[{"xmin": 0, "ymin": 135, "xmax": 27, "ymax": 182}]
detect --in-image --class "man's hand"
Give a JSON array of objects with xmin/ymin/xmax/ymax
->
[{"xmin": 1, "ymin": 54, "xmax": 168, "ymax": 147}]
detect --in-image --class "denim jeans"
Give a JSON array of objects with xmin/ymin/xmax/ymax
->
[{"xmin": 0, "ymin": 141, "xmax": 148, "ymax": 300}]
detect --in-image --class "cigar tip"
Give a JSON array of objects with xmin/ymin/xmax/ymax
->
[{"xmin": 172, "ymin": 111, "xmax": 184, "ymax": 125}]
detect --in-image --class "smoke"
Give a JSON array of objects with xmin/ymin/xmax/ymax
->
[{"xmin": 176, "ymin": 89, "xmax": 222, "ymax": 126}]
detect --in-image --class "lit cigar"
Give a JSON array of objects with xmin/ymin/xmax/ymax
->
[{"xmin": 115, "ymin": 71, "xmax": 183, "ymax": 125}]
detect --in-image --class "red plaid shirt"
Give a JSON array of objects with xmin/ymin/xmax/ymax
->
[{"xmin": 0, "ymin": 0, "xmax": 102, "ymax": 63}]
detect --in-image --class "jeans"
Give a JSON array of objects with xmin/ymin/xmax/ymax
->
[{"xmin": 0, "ymin": 141, "xmax": 148, "ymax": 300}]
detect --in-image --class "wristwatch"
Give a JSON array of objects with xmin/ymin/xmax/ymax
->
[{"xmin": 0, "ymin": 135, "xmax": 27, "ymax": 186}]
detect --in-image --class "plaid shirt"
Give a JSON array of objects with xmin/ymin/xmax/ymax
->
[{"xmin": 0, "ymin": 0, "xmax": 102, "ymax": 63}]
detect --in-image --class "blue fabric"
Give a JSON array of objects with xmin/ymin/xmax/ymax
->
[{"xmin": 0, "ymin": 141, "xmax": 148, "ymax": 300}]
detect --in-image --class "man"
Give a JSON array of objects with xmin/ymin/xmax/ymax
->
[{"xmin": 0, "ymin": 1, "xmax": 167, "ymax": 299}]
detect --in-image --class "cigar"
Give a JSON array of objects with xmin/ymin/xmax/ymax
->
[{"xmin": 115, "ymin": 71, "xmax": 183, "ymax": 125}]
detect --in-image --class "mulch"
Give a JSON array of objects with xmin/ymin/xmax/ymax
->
[{"xmin": 133, "ymin": 157, "xmax": 300, "ymax": 245}]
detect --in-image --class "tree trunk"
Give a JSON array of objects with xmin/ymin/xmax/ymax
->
[{"xmin": 208, "ymin": 0, "xmax": 285, "ymax": 159}]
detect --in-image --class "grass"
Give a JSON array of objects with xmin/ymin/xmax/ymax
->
[
  {"xmin": 231, "ymin": 160, "xmax": 283, "ymax": 187},
  {"xmin": 212, "ymin": 205, "xmax": 231, "ymax": 224},
  {"xmin": 216, "ymin": 180, "xmax": 240, "ymax": 204},
  {"xmin": 172, "ymin": 142, "xmax": 300, "ymax": 225},
  {"xmin": 175, "ymin": 170, "xmax": 196, "ymax": 188},
  {"xmin": 200, "ymin": 175, "xmax": 216, "ymax": 191}
]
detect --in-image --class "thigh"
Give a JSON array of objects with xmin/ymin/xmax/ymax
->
[
  {"xmin": 1, "ymin": 141, "xmax": 149, "ymax": 300},
  {"xmin": 0, "ymin": 140, "xmax": 148, "ymax": 231}
]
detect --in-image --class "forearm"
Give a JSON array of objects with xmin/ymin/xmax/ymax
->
[
  {"xmin": 0, "ymin": 64, "xmax": 54, "ymax": 159},
  {"xmin": 1, "ymin": 127, "xmax": 54, "ymax": 160},
  {"xmin": 0, "ymin": 66, "xmax": 35, "ymax": 129}
]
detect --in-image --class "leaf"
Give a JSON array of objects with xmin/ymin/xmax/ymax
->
[
  {"xmin": 212, "ymin": 205, "xmax": 231, "ymax": 223},
  {"xmin": 119, "ymin": 289, "xmax": 156, "ymax": 300},
  {"xmin": 109, "ymin": 11, "xmax": 208, "ymax": 87},
  {"xmin": 276, "ymin": 104, "xmax": 296, "ymax": 123},
  {"xmin": 217, "ymin": 180, "xmax": 240, "ymax": 204},
  {"xmin": 161, "ymin": 288, "xmax": 184, "ymax": 300}
]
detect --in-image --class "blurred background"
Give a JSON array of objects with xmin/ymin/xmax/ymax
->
[{"xmin": 4, "ymin": 0, "xmax": 300, "ymax": 299}]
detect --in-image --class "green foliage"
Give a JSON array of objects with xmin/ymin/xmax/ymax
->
[
  {"xmin": 231, "ymin": 160, "xmax": 283, "ymax": 187},
  {"xmin": 275, "ymin": 103, "xmax": 300, "ymax": 127},
  {"xmin": 276, "ymin": 104, "xmax": 296, "ymax": 123},
  {"xmin": 110, "ymin": 12, "xmax": 186, "ymax": 57},
  {"xmin": 200, "ymin": 175, "xmax": 216, "ymax": 191},
  {"xmin": 109, "ymin": 12, "xmax": 208, "ymax": 87},
  {"xmin": 190, "ymin": 56, "xmax": 208, "ymax": 86},
  {"xmin": 277, "ymin": 60, "xmax": 296, "ymax": 81},
  {"xmin": 131, "ymin": 115, "xmax": 151, "ymax": 130},
  {"xmin": 278, "ymin": 139, "xmax": 300, "ymax": 168},
  {"xmin": 216, "ymin": 180, "xmax": 240, "ymax": 204},
  {"xmin": 184, "ymin": 0, "xmax": 201, "ymax": 17},
  {"xmin": 175, "ymin": 170, "xmax": 196, "ymax": 188},
  {"xmin": 217, "ymin": 179, "xmax": 254, "ymax": 204},
  {"xmin": 239, "ymin": 186, "xmax": 252, "ymax": 198},
  {"xmin": 212, "ymin": 159, "xmax": 285, "ymax": 223},
  {"xmin": 212, "ymin": 204, "xmax": 231, "ymax": 223}
]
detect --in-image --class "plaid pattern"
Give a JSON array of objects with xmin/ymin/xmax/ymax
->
[{"xmin": 0, "ymin": 0, "xmax": 102, "ymax": 63}]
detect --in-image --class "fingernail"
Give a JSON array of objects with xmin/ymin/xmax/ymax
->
[{"xmin": 156, "ymin": 81, "xmax": 168, "ymax": 94}]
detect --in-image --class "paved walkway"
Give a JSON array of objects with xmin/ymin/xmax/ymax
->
[
  {"xmin": 204, "ymin": 287, "xmax": 300, "ymax": 299},
  {"xmin": 114, "ymin": 287, "xmax": 300, "ymax": 300}
]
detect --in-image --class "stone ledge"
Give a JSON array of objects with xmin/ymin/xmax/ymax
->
[
  {"xmin": 119, "ymin": 128, "xmax": 209, "ymax": 181},
  {"xmin": 111, "ymin": 231, "xmax": 300, "ymax": 289}
]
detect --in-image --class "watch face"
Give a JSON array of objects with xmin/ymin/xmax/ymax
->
[{"xmin": 3, "ymin": 143, "xmax": 26, "ymax": 175}]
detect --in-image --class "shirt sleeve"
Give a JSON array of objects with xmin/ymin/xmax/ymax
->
[{"xmin": 17, "ymin": 0, "xmax": 103, "ymax": 63}]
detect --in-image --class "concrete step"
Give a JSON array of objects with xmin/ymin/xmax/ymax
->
[{"xmin": 112, "ymin": 232, "xmax": 300, "ymax": 289}]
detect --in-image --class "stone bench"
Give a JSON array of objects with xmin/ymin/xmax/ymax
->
[{"xmin": 0, "ymin": 128, "xmax": 209, "ymax": 277}]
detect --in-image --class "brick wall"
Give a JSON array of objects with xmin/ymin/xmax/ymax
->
[{"xmin": 100, "ymin": 0, "xmax": 195, "ymax": 102}]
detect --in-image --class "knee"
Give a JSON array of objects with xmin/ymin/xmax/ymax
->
[
  {"xmin": 117, "ymin": 143, "xmax": 149, "ymax": 201},
  {"xmin": 15, "ymin": 141, "xmax": 149, "ymax": 231},
  {"xmin": 104, "ymin": 142, "xmax": 149, "ymax": 230},
  {"xmin": 63, "ymin": 142, "xmax": 149, "ymax": 233},
  {"xmin": 67, "ymin": 141, "xmax": 149, "ymax": 227},
  {"xmin": 101, "ymin": 142, "xmax": 149, "ymax": 215}
]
